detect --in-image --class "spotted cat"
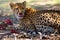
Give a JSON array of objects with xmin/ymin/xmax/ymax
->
[{"xmin": 10, "ymin": 1, "xmax": 60, "ymax": 34}]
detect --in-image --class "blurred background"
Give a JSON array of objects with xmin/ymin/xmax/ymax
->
[
  {"xmin": 0, "ymin": 0, "xmax": 60, "ymax": 40},
  {"xmin": 0, "ymin": 0, "xmax": 60, "ymax": 14}
]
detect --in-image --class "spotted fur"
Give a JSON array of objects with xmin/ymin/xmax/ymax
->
[{"xmin": 10, "ymin": 1, "xmax": 60, "ymax": 33}]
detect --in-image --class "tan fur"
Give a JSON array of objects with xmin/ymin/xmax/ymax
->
[{"xmin": 10, "ymin": 1, "xmax": 60, "ymax": 33}]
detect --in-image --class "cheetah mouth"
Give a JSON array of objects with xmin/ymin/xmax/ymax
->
[{"xmin": 18, "ymin": 13, "xmax": 24, "ymax": 17}]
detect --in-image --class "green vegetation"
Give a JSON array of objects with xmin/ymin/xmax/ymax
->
[
  {"xmin": 0, "ymin": 0, "xmax": 60, "ymax": 14},
  {"xmin": 0, "ymin": 0, "xmax": 60, "ymax": 8}
]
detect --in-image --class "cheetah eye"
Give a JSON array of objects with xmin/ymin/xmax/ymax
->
[
  {"xmin": 22, "ymin": 7, "xmax": 24, "ymax": 9},
  {"xmin": 15, "ymin": 8, "xmax": 18, "ymax": 10}
]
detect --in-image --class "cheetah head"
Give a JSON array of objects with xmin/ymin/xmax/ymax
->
[{"xmin": 10, "ymin": 1, "xmax": 26, "ymax": 19}]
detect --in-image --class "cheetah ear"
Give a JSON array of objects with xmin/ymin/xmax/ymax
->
[
  {"xmin": 9, "ymin": 2, "xmax": 15, "ymax": 9},
  {"xmin": 23, "ymin": 1, "xmax": 26, "ymax": 5}
]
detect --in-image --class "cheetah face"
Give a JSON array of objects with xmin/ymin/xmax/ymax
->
[{"xmin": 10, "ymin": 1, "xmax": 26, "ymax": 19}]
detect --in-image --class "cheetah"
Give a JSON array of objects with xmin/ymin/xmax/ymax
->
[{"xmin": 10, "ymin": 1, "xmax": 60, "ymax": 34}]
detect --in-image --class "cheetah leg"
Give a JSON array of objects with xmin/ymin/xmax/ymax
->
[{"xmin": 54, "ymin": 29, "xmax": 58, "ymax": 34}]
